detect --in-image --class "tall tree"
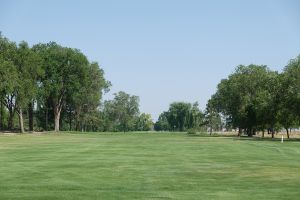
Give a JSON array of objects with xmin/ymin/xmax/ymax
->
[
  {"xmin": 210, "ymin": 65, "xmax": 279, "ymax": 137},
  {"xmin": 277, "ymin": 55, "xmax": 300, "ymax": 138},
  {"xmin": 14, "ymin": 41, "xmax": 42, "ymax": 133},
  {"xmin": 69, "ymin": 62, "xmax": 110, "ymax": 131},
  {"xmin": 282, "ymin": 55, "xmax": 300, "ymax": 118},
  {"xmin": 33, "ymin": 42, "xmax": 90, "ymax": 132},
  {"xmin": 0, "ymin": 35, "xmax": 18, "ymax": 130}
]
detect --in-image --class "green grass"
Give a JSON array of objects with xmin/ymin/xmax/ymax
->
[{"xmin": 0, "ymin": 132, "xmax": 300, "ymax": 200}]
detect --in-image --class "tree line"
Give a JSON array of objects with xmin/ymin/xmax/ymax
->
[
  {"xmin": 208, "ymin": 61, "xmax": 300, "ymax": 138},
  {"xmin": 154, "ymin": 59, "xmax": 300, "ymax": 137},
  {"xmin": 1, "ymin": 34, "xmax": 299, "ymax": 136},
  {"xmin": 154, "ymin": 102, "xmax": 222, "ymax": 133},
  {"xmin": 0, "ymin": 34, "xmax": 152, "ymax": 132}
]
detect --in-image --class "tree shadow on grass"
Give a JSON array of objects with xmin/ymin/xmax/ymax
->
[
  {"xmin": 187, "ymin": 133, "xmax": 300, "ymax": 142},
  {"xmin": 186, "ymin": 133, "xmax": 237, "ymax": 138},
  {"xmin": 232, "ymin": 136, "xmax": 300, "ymax": 142}
]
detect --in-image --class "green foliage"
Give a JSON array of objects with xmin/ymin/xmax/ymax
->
[
  {"xmin": 32, "ymin": 42, "xmax": 111, "ymax": 132},
  {"xmin": 154, "ymin": 111, "xmax": 170, "ymax": 131},
  {"xmin": 1, "ymin": 33, "xmax": 299, "ymax": 134},
  {"xmin": 155, "ymin": 102, "xmax": 204, "ymax": 132},
  {"xmin": 210, "ymin": 60, "xmax": 300, "ymax": 137},
  {"xmin": 282, "ymin": 56, "xmax": 300, "ymax": 118},
  {"xmin": 0, "ymin": 34, "xmax": 112, "ymax": 132},
  {"xmin": 33, "ymin": 42, "xmax": 90, "ymax": 131},
  {"xmin": 204, "ymin": 98, "xmax": 223, "ymax": 133},
  {"xmin": 103, "ymin": 91, "xmax": 140, "ymax": 132},
  {"xmin": 66, "ymin": 62, "xmax": 111, "ymax": 132},
  {"xmin": 0, "ymin": 35, "xmax": 43, "ymax": 132},
  {"xmin": 134, "ymin": 113, "xmax": 153, "ymax": 131}
]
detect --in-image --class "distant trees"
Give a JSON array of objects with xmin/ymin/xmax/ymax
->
[
  {"xmin": 102, "ymin": 91, "xmax": 153, "ymax": 132},
  {"xmin": 154, "ymin": 102, "xmax": 204, "ymax": 131},
  {"xmin": 204, "ymin": 99, "xmax": 222, "ymax": 135},
  {"xmin": 1, "ymin": 34, "xmax": 299, "ymax": 135},
  {"xmin": 102, "ymin": 91, "xmax": 139, "ymax": 132},
  {"xmin": 154, "ymin": 112, "xmax": 170, "ymax": 131},
  {"xmin": 134, "ymin": 113, "xmax": 153, "ymax": 131}
]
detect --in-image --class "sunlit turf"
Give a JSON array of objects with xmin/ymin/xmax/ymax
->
[{"xmin": 0, "ymin": 132, "xmax": 300, "ymax": 200}]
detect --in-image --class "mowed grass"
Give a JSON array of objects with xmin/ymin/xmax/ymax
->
[{"xmin": 0, "ymin": 133, "xmax": 300, "ymax": 200}]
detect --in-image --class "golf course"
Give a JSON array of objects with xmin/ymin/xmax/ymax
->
[
  {"xmin": 1, "ymin": 1, "xmax": 300, "ymax": 200},
  {"xmin": 1, "ymin": 132, "xmax": 300, "ymax": 200}
]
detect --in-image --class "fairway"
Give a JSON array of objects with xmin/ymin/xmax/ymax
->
[{"xmin": 0, "ymin": 133, "xmax": 300, "ymax": 200}]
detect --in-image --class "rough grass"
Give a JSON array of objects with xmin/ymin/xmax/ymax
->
[{"xmin": 0, "ymin": 132, "xmax": 300, "ymax": 200}]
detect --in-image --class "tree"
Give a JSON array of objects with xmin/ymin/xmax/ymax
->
[
  {"xmin": 155, "ymin": 102, "xmax": 203, "ymax": 132},
  {"xmin": 2, "ymin": 35, "xmax": 111, "ymax": 133},
  {"xmin": 66, "ymin": 62, "xmax": 110, "ymax": 131},
  {"xmin": 205, "ymin": 98, "xmax": 222, "ymax": 135},
  {"xmin": 103, "ymin": 91, "xmax": 140, "ymax": 132},
  {"xmin": 167, "ymin": 102, "xmax": 192, "ymax": 131},
  {"xmin": 0, "ymin": 36, "xmax": 42, "ymax": 133},
  {"xmin": 0, "ymin": 62, "xmax": 18, "ymax": 130},
  {"xmin": 33, "ymin": 42, "xmax": 90, "ymax": 132},
  {"xmin": 134, "ymin": 113, "xmax": 153, "ymax": 131},
  {"xmin": 0, "ymin": 35, "xmax": 18, "ymax": 130},
  {"xmin": 186, "ymin": 102, "xmax": 205, "ymax": 130},
  {"xmin": 277, "ymin": 55, "xmax": 300, "ymax": 138},
  {"xmin": 14, "ymin": 41, "xmax": 42, "ymax": 133},
  {"xmin": 282, "ymin": 55, "xmax": 300, "ymax": 118},
  {"xmin": 154, "ymin": 112, "xmax": 170, "ymax": 131},
  {"xmin": 210, "ymin": 65, "xmax": 279, "ymax": 137}
]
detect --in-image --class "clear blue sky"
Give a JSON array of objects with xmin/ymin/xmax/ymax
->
[{"xmin": 1, "ymin": 0, "xmax": 300, "ymax": 120}]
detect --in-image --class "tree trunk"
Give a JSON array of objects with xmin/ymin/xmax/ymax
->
[
  {"xmin": 271, "ymin": 129, "xmax": 274, "ymax": 139},
  {"xmin": 247, "ymin": 128, "xmax": 253, "ymax": 137},
  {"xmin": 28, "ymin": 102, "xmax": 34, "ymax": 131},
  {"xmin": 69, "ymin": 117, "xmax": 72, "ymax": 131},
  {"xmin": 18, "ymin": 107, "xmax": 24, "ymax": 133},
  {"xmin": 74, "ymin": 109, "xmax": 81, "ymax": 131},
  {"xmin": 69, "ymin": 111, "xmax": 72, "ymax": 131},
  {"xmin": 75, "ymin": 119, "xmax": 79, "ymax": 131},
  {"xmin": 54, "ymin": 109, "xmax": 61, "ymax": 132},
  {"xmin": 8, "ymin": 108, "xmax": 14, "ymax": 130},
  {"xmin": 286, "ymin": 128, "xmax": 290, "ymax": 139},
  {"xmin": 45, "ymin": 107, "xmax": 48, "ymax": 131},
  {"xmin": 0, "ymin": 101, "xmax": 3, "ymax": 130},
  {"xmin": 262, "ymin": 129, "xmax": 265, "ymax": 138}
]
